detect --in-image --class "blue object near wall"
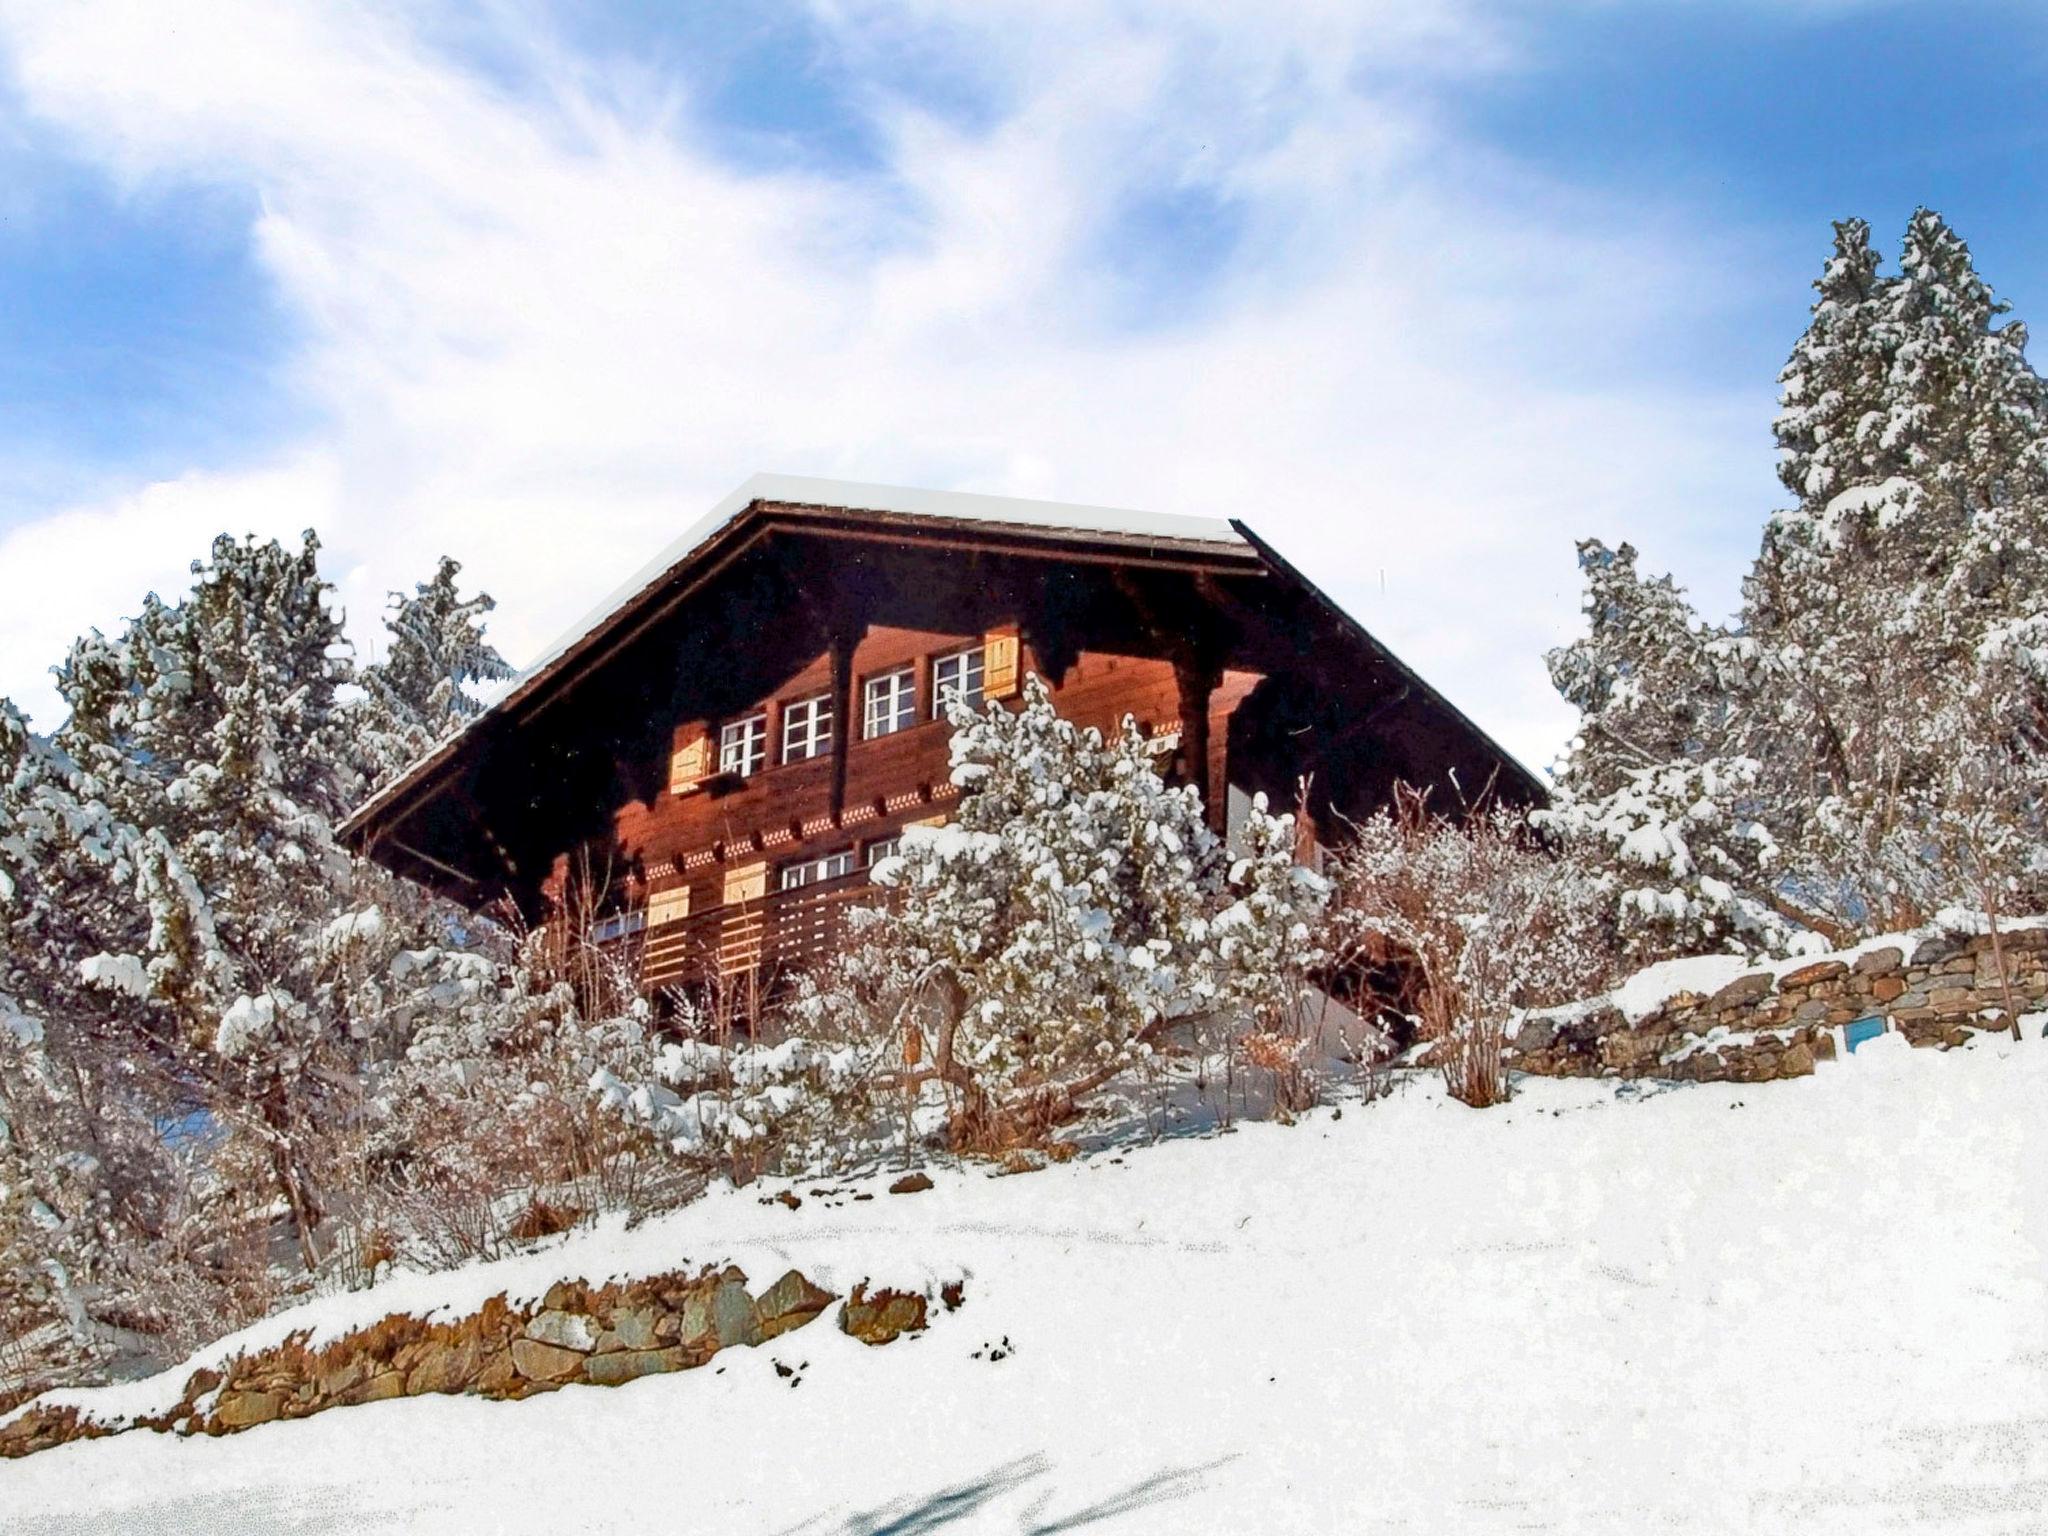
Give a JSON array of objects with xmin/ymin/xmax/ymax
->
[{"xmin": 1845, "ymin": 1017, "xmax": 1887, "ymax": 1054}]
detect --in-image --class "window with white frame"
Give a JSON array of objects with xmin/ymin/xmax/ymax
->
[
  {"xmin": 932, "ymin": 647, "xmax": 984, "ymax": 718},
  {"xmin": 780, "ymin": 848, "xmax": 853, "ymax": 890},
  {"xmin": 781, "ymin": 692, "xmax": 834, "ymax": 763},
  {"xmin": 863, "ymin": 666, "xmax": 916, "ymax": 739},
  {"xmin": 864, "ymin": 837, "xmax": 901, "ymax": 873},
  {"xmin": 719, "ymin": 713, "xmax": 767, "ymax": 777}
]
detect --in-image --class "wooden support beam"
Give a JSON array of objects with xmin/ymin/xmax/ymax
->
[
  {"xmin": 827, "ymin": 626, "xmax": 856, "ymax": 824},
  {"xmin": 1173, "ymin": 654, "xmax": 1225, "ymax": 830}
]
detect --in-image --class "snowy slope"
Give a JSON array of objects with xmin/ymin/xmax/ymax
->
[{"xmin": 4, "ymin": 1037, "xmax": 2046, "ymax": 1534}]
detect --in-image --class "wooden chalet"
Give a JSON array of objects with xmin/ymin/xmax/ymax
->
[{"xmin": 340, "ymin": 475, "xmax": 1539, "ymax": 1002}]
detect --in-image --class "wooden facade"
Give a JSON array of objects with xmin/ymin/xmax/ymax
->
[{"xmin": 341, "ymin": 475, "xmax": 1540, "ymax": 1001}]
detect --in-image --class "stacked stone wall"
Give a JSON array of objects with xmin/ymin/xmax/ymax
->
[
  {"xmin": 1508, "ymin": 925, "xmax": 2048, "ymax": 1084},
  {"xmin": 0, "ymin": 1262, "xmax": 953, "ymax": 1461}
]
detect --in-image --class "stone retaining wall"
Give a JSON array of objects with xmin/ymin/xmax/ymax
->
[
  {"xmin": 0, "ymin": 1262, "xmax": 953, "ymax": 1461},
  {"xmin": 1508, "ymin": 924, "xmax": 2048, "ymax": 1084}
]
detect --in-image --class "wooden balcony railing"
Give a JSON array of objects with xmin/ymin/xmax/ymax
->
[{"xmin": 634, "ymin": 872, "xmax": 885, "ymax": 997}]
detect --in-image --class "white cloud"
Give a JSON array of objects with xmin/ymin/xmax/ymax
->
[
  {"xmin": 0, "ymin": 0, "xmax": 1774, "ymax": 766},
  {"xmin": 0, "ymin": 453, "xmax": 341, "ymax": 715}
]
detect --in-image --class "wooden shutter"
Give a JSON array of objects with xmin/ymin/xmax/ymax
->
[
  {"xmin": 722, "ymin": 860, "xmax": 767, "ymax": 905},
  {"xmin": 669, "ymin": 731, "xmax": 712, "ymax": 795},
  {"xmin": 647, "ymin": 886, "xmax": 692, "ymax": 929},
  {"xmin": 982, "ymin": 625, "xmax": 1020, "ymax": 700}
]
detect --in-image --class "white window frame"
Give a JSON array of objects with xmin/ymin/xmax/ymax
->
[
  {"xmin": 719, "ymin": 713, "xmax": 767, "ymax": 777},
  {"xmin": 864, "ymin": 837, "xmax": 901, "ymax": 872},
  {"xmin": 780, "ymin": 848, "xmax": 854, "ymax": 891},
  {"xmin": 932, "ymin": 648, "xmax": 984, "ymax": 718},
  {"xmin": 781, "ymin": 692, "xmax": 834, "ymax": 764},
  {"xmin": 863, "ymin": 666, "xmax": 917, "ymax": 739}
]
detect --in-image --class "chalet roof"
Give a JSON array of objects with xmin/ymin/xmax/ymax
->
[
  {"xmin": 543, "ymin": 472, "xmax": 1249, "ymax": 697},
  {"xmin": 340, "ymin": 473, "xmax": 1542, "ymax": 859},
  {"xmin": 344, "ymin": 475, "xmax": 1259, "ymax": 837}
]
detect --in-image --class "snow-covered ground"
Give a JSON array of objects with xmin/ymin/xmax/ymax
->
[{"xmin": 5, "ymin": 1034, "xmax": 2046, "ymax": 1534}]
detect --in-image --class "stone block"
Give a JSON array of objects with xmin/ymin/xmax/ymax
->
[
  {"xmin": 1872, "ymin": 977, "xmax": 1905, "ymax": 1002},
  {"xmin": 757, "ymin": 1270, "xmax": 836, "ymax": 1339},
  {"xmin": 584, "ymin": 1348, "xmax": 691, "ymax": 1387},
  {"xmin": 841, "ymin": 1285, "xmax": 928, "ymax": 1345},
  {"xmin": 214, "ymin": 1390, "xmax": 283, "ymax": 1429},
  {"xmin": 1852, "ymin": 946, "xmax": 1903, "ymax": 976},
  {"xmin": 1780, "ymin": 960, "xmax": 1848, "ymax": 990},
  {"xmin": 712, "ymin": 1281, "xmax": 763, "ymax": 1349},
  {"xmin": 510, "ymin": 1338, "xmax": 586, "ymax": 1383},
  {"xmin": 604, "ymin": 1305, "xmax": 663, "ymax": 1353},
  {"xmin": 404, "ymin": 1336, "xmax": 482, "ymax": 1396},
  {"xmin": 525, "ymin": 1310, "xmax": 598, "ymax": 1352},
  {"xmin": 677, "ymin": 1288, "xmax": 716, "ymax": 1346},
  {"xmin": 1706, "ymin": 972, "xmax": 1775, "ymax": 1011}
]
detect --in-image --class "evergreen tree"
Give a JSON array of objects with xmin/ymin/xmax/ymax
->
[
  {"xmin": 1547, "ymin": 540, "xmax": 1746, "ymax": 802},
  {"xmin": 1774, "ymin": 216, "xmax": 1886, "ymax": 504},
  {"xmin": 1548, "ymin": 212, "xmax": 2048, "ymax": 958},
  {"xmin": 356, "ymin": 557, "xmax": 513, "ymax": 790}
]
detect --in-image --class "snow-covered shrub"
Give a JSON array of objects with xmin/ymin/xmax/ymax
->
[
  {"xmin": 865, "ymin": 676, "xmax": 1325, "ymax": 1145},
  {"xmin": 1212, "ymin": 788, "xmax": 1333, "ymax": 1112},
  {"xmin": 1330, "ymin": 786, "xmax": 1612, "ymax": 1108},
  {"xmin": 589, "ymin": 1032, "xmax": 878, "ymax": 1182}
]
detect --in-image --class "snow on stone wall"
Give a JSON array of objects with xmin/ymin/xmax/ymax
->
[
  {"xmin": 1509, "ymin": 919, "xmax": 2048, "ymax": 1083},
  {"xmin": 0, "ymin": 1260, "xmax": 952, "ymax": 1460}
]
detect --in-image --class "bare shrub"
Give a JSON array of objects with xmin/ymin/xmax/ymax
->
[{"xmin": 1329, "ymin": 784, "xmax": 1613, "ymax": 1107}]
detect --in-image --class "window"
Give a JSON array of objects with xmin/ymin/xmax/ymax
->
[
  {"xmin": 719, "ymin": 713, "xmax": 767, "ymax": 778},
  {"xmin": 781, "ymin": 693, "xmax": 834, "ymax": 763},
  {"xmin": 863, "ymin": 666, "xmax": 916, "ymax": 739},
  {"xmin": 865, "ymin": 837, "xmax": 901, "ymax": 873},
  {"xmin": 780, "ymin": 848, "xmax": 853, "ymax": 890},
  {"xmin": 590, "ymin": 909, "xmax": 647, "ymax": 944},
  {"xmin": 932, "ymin": 648, "xmax": 984, "ymax": 718}
]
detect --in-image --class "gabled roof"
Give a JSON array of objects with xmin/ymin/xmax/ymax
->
[
  {"xmin": 341, "ymin": 474, "xmax": 1267, "ymax": 841},
  {"xmin": 342, "ymin": 472, "xmax": 1546, "ymax": 862}
]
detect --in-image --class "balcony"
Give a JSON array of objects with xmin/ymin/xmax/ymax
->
[{"xmin": 633, "ymin": 869, "xmax": 884, "ymax": 999}]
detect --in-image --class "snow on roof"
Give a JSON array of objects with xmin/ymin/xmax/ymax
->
[
  {"xmin": 343, "ymin": 475, "xmax": 1252, "ymax": 835},
  {"xmin": 538, "ymin": 473, "xmax": 1246, "ymax": 707}
]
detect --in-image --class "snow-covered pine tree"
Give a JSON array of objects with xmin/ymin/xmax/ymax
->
[
  {"xmin": 868, "ymin": 676, "xmax": 1321, "ymax": 1143},
  {"xmin": 1549, "ymin": 212, "xmax": 2048, "ymax": 959},
  {"xmin": 1773, "ymin": 217, "xmax": 1887, "ymax": 507},
  {"xmin": 0, "ymin": 698, "xmax": 225, "ymax": 1377},
  {"xmin": 44, "ymin": 533, "xmax": 527, "ymax": 1275},
  {"xmin": 1546, "ymin": 539, "xmax": 1748, "ymax": 801},
  {"xmin": 356, "ymin": 558, "xmax": 513, "ymax": 791}
]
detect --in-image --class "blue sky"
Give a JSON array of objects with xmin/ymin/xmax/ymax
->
[{"xmin": 0, "ymin": 0, "xmax": 2044, "ymax": 763}]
